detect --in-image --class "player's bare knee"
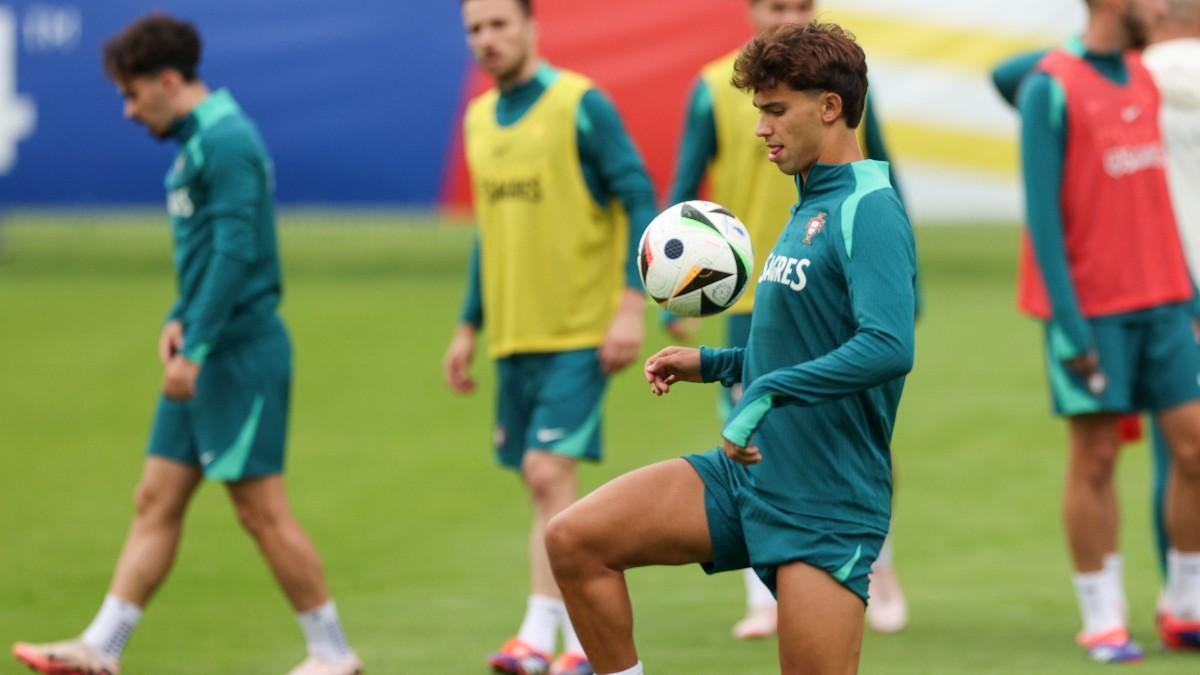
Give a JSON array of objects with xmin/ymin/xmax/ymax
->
[
  {"xmin": 133, "ymin": 481, "xmax": 181, "ymax": 522},
  {"xmin": 1071, "ymin": 444, "xmax": 1119, "ymax": 486},
  {"xmin": 545, "ymin": 511, "xmax": 595, "ymax": 575},
  {"xmin": 523, "ymin": 456, "xmax": 574, "ymax": 506},
  {"xmin": 1172, "ymin": 440, "xmax": 1200, "ymax": 480},
  {"xmin": 233, "ymin": 500, "xmax": 282, "ymax": 538}
]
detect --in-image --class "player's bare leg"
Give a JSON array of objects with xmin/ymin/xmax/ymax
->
[
  {"xmin": 546, "ymin": 459, "xmax": 712, "ymax": 674},
  {"xmin": 12, "ymin": 457, "xmax": 201, "ymax": 674},
  {"xmin": 226, "ymin": 475, "xmax": 360, "ymax": 674},
  {"xmin": 523, "ymin": 451, "xmax": 579, "ymax": 601},
  {"xmin": 776, "ymin": 561, "xmax": 865, "ymax": 675},
  {"xmin": 1153, "ymin": 401, "xmax": 1200, "ymax": 648},
  {"xmin": 111, "ymin": 457, "xmax": 204, "ymax": 604},
  {"xmin": 1062, "ymin": 413, "xmax": 1142, "ymax": 661},
  {"xmin": 1063, "ymin": 413, "xmax": 1121, "ymax": 573}
]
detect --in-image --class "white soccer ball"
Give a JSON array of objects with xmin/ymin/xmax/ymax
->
[{"xmin": 637, "ymin": 200, "xmax": 754, "ymax": 317}]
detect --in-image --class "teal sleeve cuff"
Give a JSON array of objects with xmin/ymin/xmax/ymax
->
[
  {"xmin": 722, "ymin": 391, "xmax": 775, "ymax": 446},
  {"xmin": 700, "ymin": 345, "xmax": 744, "ymax": 386},
  {"xmin": 181, "ymin": 342, "xmax": 211, "ymax": 365}
]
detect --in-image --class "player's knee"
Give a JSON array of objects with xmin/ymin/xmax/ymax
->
[
  {"xmin": 1171, "ymin": 440, "xmax": 1200, "ymax": 479},
  {"xmin": 233, "ymin": 500, "xmax": 282, "ymax": 537},
  {"xmin": 545, "ymin": 511, "xmax": 593, "ymax": 576},
  {"xmin": 523, "ymin": 457, "xmax": 574, "ymax": 506},
  {"xmin": 1071, "ymin": 444, "xmax": 1119, "ymax": 486},
  {"xmin": 133, "ymin": 481, "xmax": 183, "ymax": 522}
]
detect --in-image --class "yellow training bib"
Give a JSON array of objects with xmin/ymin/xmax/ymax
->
[{"xmin": 465, "ymin": 70, "xmax": 626, "ymax": 358}]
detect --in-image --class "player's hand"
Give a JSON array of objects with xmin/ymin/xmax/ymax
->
[
  {"xmin": 644, "ymin": 345, "xmax": 702, "ymax": 395},
  {"xmin": 600, "ymin": 289, "xmax": 646, "ymax": 374},
  {"xmin": 159, "ymin": 320, "xmax": 184, "ymax": 365},
  {"xmin": 163, "ymin": 356, "xmax": 200, "ymax": 401},
  {"xmin": 443, "ymin": 323, "xmax": 478, "ymax": 395},
  {"xmin": 1063, "ymin": 351, "xmax": 1107, "ymax": 395},
  {"xmin": 723, "ymin": 438, "xmax": 761, "ymax": 465},
  {"xmin": 664, "ymin": 316, "xmax": 700, "ymax": 342},
  {"xmin": 1063, "ymin": 351, "xmax": 1099, "ymax": 376}
]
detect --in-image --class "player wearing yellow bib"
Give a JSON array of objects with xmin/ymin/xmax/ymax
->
[
  {"xmin": 667, "ymin": 0, "xmax": 912, "ymax": 639},
  {"xmin": 444, "ymin": 1, "xmax": 656, "ymax": 674}
]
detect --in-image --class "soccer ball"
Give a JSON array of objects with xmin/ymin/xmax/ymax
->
[{"xmin": 637, "ymin": 200, "xmax": 754, "ymax": 317}]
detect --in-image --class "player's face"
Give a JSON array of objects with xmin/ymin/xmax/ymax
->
[
  {"xmin": 463, "ymin": 0, "xmax": 535, "ymax": 83},
  {"xmin": 753, "ymin": 84, "xmax": 832, "ymax": 176},
  {"xmin": 117, "ymin": 73, "xmax": 177, "ymax": 141},
  {"xmin": 749, "ymin": 0, "xmax": 816, "ymax": 33},
  {"xmin": 1122, "ymin": 0, "xmax": 1167, "ymax": 48}
]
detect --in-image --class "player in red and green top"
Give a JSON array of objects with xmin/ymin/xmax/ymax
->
[
  {"xmin": 545, "ymin": 22, "xmax": 916, "ymax": 675},
  {"xmin": 1011, "ymin": 0, "xmax": 1200, "ymax": 662},
  {"xmin": 667, "ymin": 0, "xmax": 912, "ymax": 638},
  {"xmin": 443, "ymin": 1, "xmax": 657, "ymax": 673},
  {"xmin": 11, "ymin": 14, "xmax": 360, "ymax": 675}
]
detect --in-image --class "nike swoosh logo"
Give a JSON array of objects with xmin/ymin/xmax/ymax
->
[
  {"xmin": 536, "ymin": 428, "xmax": 566, "ymax": 443},
  {"xmin": 832, "ymin": 544, "xmax": 863, "ymax": 582}
]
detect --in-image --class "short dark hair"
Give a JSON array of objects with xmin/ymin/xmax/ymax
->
[
  {"xmin": 460, "ymin": 0, "xmax": 533, "ymax": 16},
  {"xmin": 732, "ymin": 21, "xmax": 868, "ymax": 128},
  {"xmin": 102, "ymin": 13, "xmax": 202, "ymax": 82}
]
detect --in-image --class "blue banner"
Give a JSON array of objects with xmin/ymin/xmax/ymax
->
[{"xmin": 0, "ymin": 1, "xmax": 470, "ymax": 205}]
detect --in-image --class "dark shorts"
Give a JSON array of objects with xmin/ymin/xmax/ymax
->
[
  {"xmin": 494, "ymin": 348, "xmax": 608, "ymax": 470},
  {"xmin": 1045, "ymin": 304, "xmax": 1200, "ymax": 416},
  {"xmin": 684, "ymin": 448, "xmax": 885, "ymax": 604},
  {"xmin": 147, "ymin": 326, "xmax": 291, "ymax": 481}
]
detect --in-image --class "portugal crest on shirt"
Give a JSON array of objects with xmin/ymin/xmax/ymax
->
[{"xmin": 803, "ymin": 212, "xmax": 827, "ymax": 245}]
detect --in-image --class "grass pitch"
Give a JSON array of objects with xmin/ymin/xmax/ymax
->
[{"xmin": 0, "ymin": 212, "xmax": 1194, "ymax": 674}]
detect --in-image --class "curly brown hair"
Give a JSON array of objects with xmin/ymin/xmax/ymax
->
[
  {"xmin": 102, "ymin": 13, "xmax": 202, "ymax": 83},
  {"xmin": 732, "ymin": 21, "xmax": 868, "ymax": 128}
]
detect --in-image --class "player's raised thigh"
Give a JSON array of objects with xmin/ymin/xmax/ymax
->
[
  {"xmin": 547, "ymin": 458, "xmax": 711, "ymax": 570},
  {"xmin": 776, "ymin": 561, "xmax": 865, "ymax": 675}
]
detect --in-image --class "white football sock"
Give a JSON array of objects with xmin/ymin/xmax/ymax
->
[
  {"xmin": 873, "ymin": 530, "xmax": 896, "ymax": 571},
  {"xmin": 81, "ymin": 594, "xmax": 142, "ymax": 660},
  {"xmin": 1103, "ymin": 552, "xmax": 1127, "ymax": 620},
  {"xmin": 1166, "ymin": 549, "xmax": 1200, "ymax": 620},
  {"xmin": 517, "ymin": 594, "xmax": 563, "ymax": 655},
  {"xmin": 1073, "ymin": 568, "xmax": 1125, "ymax": 637},
  {"xmin": 604, "ymin": 662, "xmax": 644, "ymax": 675},
  {"xmin": 743, "ymin": 568, "xmax": 776, "ymax": 610},
  {"xmin": 297, "ymin": 600, "xmax": 355, "ymax": 661}
]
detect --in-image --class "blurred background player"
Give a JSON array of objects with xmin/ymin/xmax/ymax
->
[
  {"xmin": 10, "ymin": 13, "xmax": 361, "ymax": 675},
  {"xmin": 666, "ymin": 0, "xmax": 911, "ymax": 638},
  {"xmin": 1143, "ymin": 3, "xmax": 1200, "ymax": 637},
  {"xmin": 545, "ymin": 22, "xmax": 916, "ymax": 675},
  {"xmin": 1011, "ymin": 0, "xmax": 1200, "ymax": 661},
  {"xmin": 443, "ymin": 0, "xmax": 656, "ymax": 673}
]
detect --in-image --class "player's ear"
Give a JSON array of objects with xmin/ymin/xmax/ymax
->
[{"xmin": 820, "ymin": 91, "xmax": 843, "ymax": 123}]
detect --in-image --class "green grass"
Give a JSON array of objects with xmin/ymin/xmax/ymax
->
[{"xmin": 0, "ymin": 212, "xmax": 1194, "ymax": 674}]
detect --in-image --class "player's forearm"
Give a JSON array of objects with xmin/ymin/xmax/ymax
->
[
  {"xmin": 700, "ymin": 345, "xmax": 744, "ymax": 386},
  {"xmin": 667, "ymin": 80, "xmax": 716, "ymax": 206},
  {"xmin": 721, "ymin": 328, "xmax": 912, "ymax": 447},
  {"xmin": 459, "ymin": 234, "xmax": 484, "ymax": 329},
  {"xmin": 179, "ymin": 251, "xmax": 251, "ymax": 363}
]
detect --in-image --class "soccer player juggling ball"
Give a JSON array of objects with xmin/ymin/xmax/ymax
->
[
  {"xmin": 443, "ymin": 0, "xmax": 657, "ymax": 674},
  {"xmin": 12, "ymin": 13, "xmax": 361, "ymax": 675},
  {"xmin": 668, "ymin": 0, "xmax": 913, "ymax": 639},
  {"xmin": 545, "ymin": 22, "xmax": 916, "ymax": 675},
  {"xmin": 1011, "ymin": 0, "xmax": 1200, "ymax": 662}
]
